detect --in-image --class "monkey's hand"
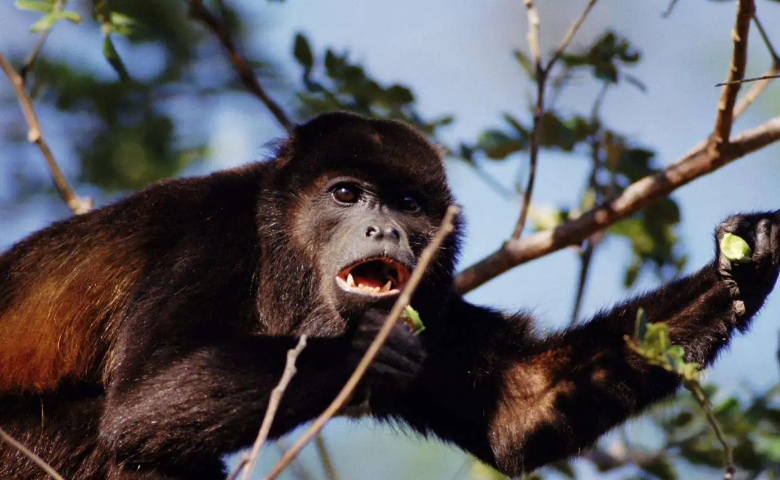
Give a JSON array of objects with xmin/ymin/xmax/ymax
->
[
  {"xmin": 716, "ymin": 211, "xmax": 780, "ymax": 324},
  {"xmin": 349, "ymin": 309, "xmax": 425, "ymax": 389}
]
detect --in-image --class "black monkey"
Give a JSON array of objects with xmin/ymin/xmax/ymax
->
[{"xmin": 0, "ymin": 112, "xmax": 778, "ymax": 480}]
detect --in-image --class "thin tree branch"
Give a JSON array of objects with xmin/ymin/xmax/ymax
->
[
  {"xmin": 712, "ymin": 0, "xmax": 754, "ymax": 150},
  {"xmin": 684, "ymin": 381, "xmax": 735, "ymax": 480},
  {"xmin": 455, "ymin": 116, "xmax": 780, "ymax": 294},
  {"xmin": 754, "ymin": 15, "xmax": 780, "ymax": 64},
  {"xmin": 0, "ymin": 428, "xmax": 67, "ymax": 480},
  {"xmin": 512, "ymin": 0, "xmax": 599, "ymax": 240},
  {"xmin": 733, "ymin": 15, "xmax": 780, "ymax": 118},
  {"xmin": 263, "ymin": 206, "xmax": 460, "ymax": 480},
  {"xmin": 230, "ymin": 335, "xmax": 308, "ymax": 480},
  {"xmin": 0, "ymin": 50, "xmax": 91, "ymax": 215},
  {"xmin": 733, "ymin": 66, "xmax": 779, "ymax": 118},
  {"xmin": 716, "ymin": 73, "xmax": 780, "ymax": 87},
  {"xmin": 19, "ymin": 0, "xmax": 64, "ymax": 81},
  {"xmin": 186, "ymin": 0, "xmax": 294, "ymax": 133},
  {"xmin": 314, "ymin": 435, "xmax": 341, "ymax": 480},
  {"xmin": 513, "ymin": 0, "xmax": 543, "ymax": 240},
  {"xmin": 544, "ymin": 0, "xmax": 599, "ymax": 74}
]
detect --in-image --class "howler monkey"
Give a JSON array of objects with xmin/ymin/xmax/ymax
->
[{"xmin": 0, "ymin": 112, "xmax": 779, "ymax": 480}]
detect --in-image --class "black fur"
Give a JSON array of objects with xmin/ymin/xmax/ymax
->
[{"xmin": 0, "ymin": 112, "xmax": 778, "ymax": 479}]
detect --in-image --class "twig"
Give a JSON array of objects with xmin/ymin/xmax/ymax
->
[
  {"xmin": 716, "ymin": 73, "xmax": 780, "ymax": 87},
  {"xmin": 513, "ymin": 0, "xmax": 542, "ymax": 240},
  {"xmin": 712, "ymin": 0, "xmax": 754, "ymax": 150},
  {"xmin": 454, "ymin": 116, "xmax": 780, "ymax": 294},
  {"xmin": 263, "ymin": 206, "xmax": 460, "ymax": 480},
  {"xmin": 545, "ymin": 0, "xmax": 599, "ymax": 74},
  {"xmin": 733, "ymin": 66, "xmax": 780, "ymax": 118},
  {"xmin": 314, "ymin": 435, "xmax": 341, "ymax": 480},
  {"xmin": 231, "ymin": 335, "xmax": 308, "ymax": 480},
  {"xmin": 185, "ymin": 0, "xmax": 294, "ymax": 133},
  {"xmin": 734, "ymin": 15, "xmax": 780, "ymax": 118},
  {"xmin": 19, "ymin": 0, "xmax": 64, "ymax": 81},
  {"xmin": 512, "ymin": 0, "xmax": 599, "ymax": 240},
  {"xmin": 0, "ymin": 50, "xmax": 91, "ymax": 215},
  {"xmin": 0, "ymin": 428, "xmax": 67, "ymax": 480},
  {"xmin": 684, "ymin": 381, "xmax": 735, "ymax": 480},
  {"xmin": 523, "ymin": 0, "xmax": 540, "ymax": 69}
]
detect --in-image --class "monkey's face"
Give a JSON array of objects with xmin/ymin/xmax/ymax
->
[{"xmin": 294, "ymin": 173, "xmax": 434, "ymax": 318}]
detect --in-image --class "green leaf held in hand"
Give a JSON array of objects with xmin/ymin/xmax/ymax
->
[
  {"xmin": 720, "ymin": 233, "xmax": 753, "ymax": 264},
  {"xmin": 401, "ymin": 305, "xmax": 425, "ymax": 335}
]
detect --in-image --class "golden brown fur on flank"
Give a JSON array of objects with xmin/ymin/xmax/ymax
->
[{"xmin": 0, "ymin": 223, "xmax": 142, "ymax": 395}]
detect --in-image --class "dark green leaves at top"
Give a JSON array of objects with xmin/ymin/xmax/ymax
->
[
  {"xmin": 561, "ymin": 31, "xmax": 640, "ymax": 85},
  {"xmin": 294, "ymin": 33, "xmax": 314, "ymax": 70},
  {"xmin": 292, "ymin": 33, "xmax": 452, "ymax": 137}
]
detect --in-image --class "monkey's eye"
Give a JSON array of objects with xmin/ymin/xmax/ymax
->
[
  {"xmin": 397, "ymin": 196, "xmax": 420, "ymax": 212},
  {"xmin": 332, "ymin": 184, "xmax": 360, "ymax": 204}
]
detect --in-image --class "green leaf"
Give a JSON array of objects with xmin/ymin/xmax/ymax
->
[
  {"xmin": 102, "ymin": 36, "xmax": 129, "ymax": 81},
  {"xmin": 59, "ymin": 10, "xmax": 81, "ymax": 24},
  {"xmin": 15, "ymin": 0, "xmax": 53, "ymax": 13},
  {"xmin": 476, "ymin": 130, "xmax": 524, "ymax": 160},
  {"xmin": 293, "ymin": 33, "xmax": 314, "ymax": 69},
  {"xmin": 401, "ymin": 306, "xmax": 425, "ymax": 335},
  {"xmin": 29, "ymin": 12, "xmax": 57, "ymax": 32},
  {"xmin": 720, "ymin": 233, "xmax": 753, "ymax": 263},
  {"xmin": 513, "ymin": 49, "xmax": 534, "ymax": 78}
]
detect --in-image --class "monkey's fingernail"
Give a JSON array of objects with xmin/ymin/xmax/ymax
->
[{"xmin": 734, "ymin": 300, "xmax": 746, "ymax": 316}]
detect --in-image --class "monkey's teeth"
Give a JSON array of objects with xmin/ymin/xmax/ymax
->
[
  {"xmin": 380, "ymin": 281, "xmax": 392, "ymax": 293},
  {"xmin": 347, "ymin": 273, "xmax": 356, "ymax": 287}
]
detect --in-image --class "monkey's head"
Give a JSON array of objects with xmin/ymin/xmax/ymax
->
[{"xmin": 259, "ymin": 112, "xmax": 461, "ymax": 330}]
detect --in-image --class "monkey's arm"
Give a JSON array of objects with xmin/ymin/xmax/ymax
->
[
  {"xmin": 99, "ymin": 313, "xmax": 420, "ymax": 475},
  {"xmin": 389, "ymin": 212, "xmax": 780, "ymax": 477}
]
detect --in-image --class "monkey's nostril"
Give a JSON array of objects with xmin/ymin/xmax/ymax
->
[{"xmin": 366, "ymin": 226, "xmax": 379, "ymax": 237}]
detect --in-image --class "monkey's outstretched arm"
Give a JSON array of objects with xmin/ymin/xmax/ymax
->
[{"xmin": 392, "ymin": 212, "xmax": 780, "ymax": 477}]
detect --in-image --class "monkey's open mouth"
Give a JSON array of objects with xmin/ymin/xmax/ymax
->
[{"xmin": 336, "ymin": 258, "xmax": 411, "ymax": 296}]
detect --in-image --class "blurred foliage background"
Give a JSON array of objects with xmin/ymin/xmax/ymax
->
[{"xmin": 1, "ymin": 1, "xmax": 780, "ymax": 480}]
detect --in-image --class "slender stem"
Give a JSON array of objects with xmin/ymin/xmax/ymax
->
[
  {"xmin": 0, "ymin": 50, "xmax": 90, "ymax": 214},
  {"xmin": 545, "ymin": 0, "xmax": 599, "ymax": 74},
  {"xmin": 314, "ymin": 435, "xmax": 341, "ymax": 480},
  {"xmin": 716, "ymin": 73, "xmax": 780, "ymax": 86},
  {"xmin": 0, "ymin": 428, "xmax": 67, "ymax": 480},
  {"xmin": 262, "ymin": 206, "xmax": 460, "ymax": 480},
  {"xmin": 186, "ymin": 0, "xmax": 294, "ymax": 133},
  {"xmin": 235, "ymin": 335, "xmax": 308, "ymax": 480},
  {"xmin": 684, "ymin": 381, "xmax": 735, "ymax": 480},
  {"xmin": 712, "ymin": 0, "xmax": 754, "ymax": 150}
]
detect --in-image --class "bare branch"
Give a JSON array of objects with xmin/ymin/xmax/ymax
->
[
  {"xmin": 512, "ymin": 0, "xmax": 599, "ymax": 240},
  {"xmin": 733, "ymin": 66, "xmax": 779, "ymax": 118},
  {"xmin": 455, "ymin": 116, "xmax": 780, "ymax": 294},
  {"xmin": 186, "ymin": 0, "xmax": 294, "ymax": 133},
  {"xmin": 0, "ymin": 50, "xmax": 91, "ymax": 215},
  {"xmin": 314, "ymin": 435, "xmax": 341, "ymax": 480},
  {"xmin": 0, "ymin": 428, "xmax": 68, "ymax": 480},
  {"xmin": 716, "ymin": 73, "xmax": 780, "ymax": 87},
  {"xmin": 544, "ymin": 0, "xmax": 599, "ymax": 74},
  {"xmin": 754, "ymin": 14, "xmax": 780, "ymax": 64},
  {"xmin": 523, "ymin": 0, "xmax": 540, "ymax": 69},
  {"xmin": 231, "ymin": 335, "xmax": 308, "ymax": 480},
  {"xmin": 263, "ymin": 206, "xmax": 460, "ymax": 480},
  {"xmin": 712, "ymin": 0, "xmax": 754, "ymax": 149}
]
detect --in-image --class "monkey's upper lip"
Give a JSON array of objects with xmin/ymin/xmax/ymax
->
[{"xmin": 336, "ymin": 257, "xmax": 411, "ymax": 297}]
